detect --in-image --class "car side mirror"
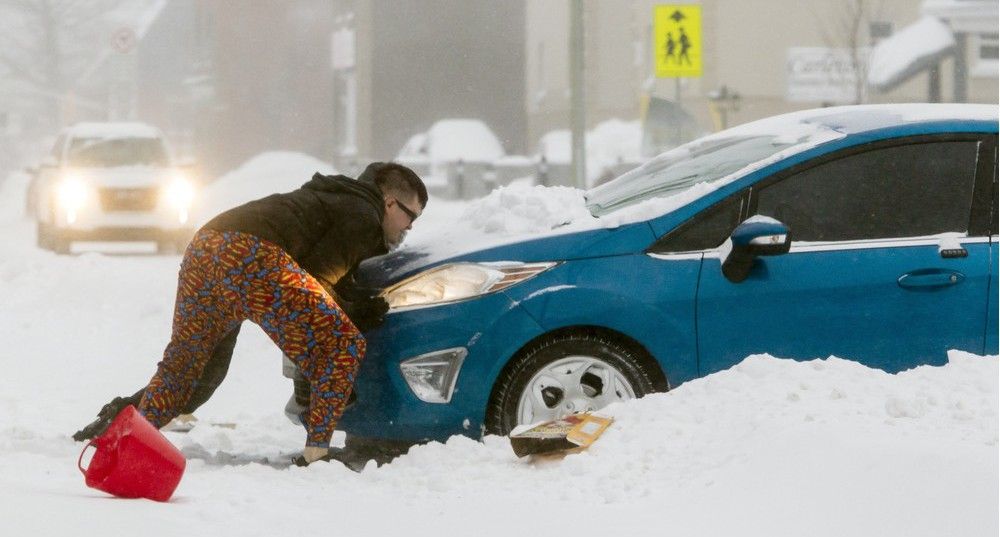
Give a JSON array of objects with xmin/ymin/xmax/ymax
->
[{"xmin": 720, "ymin": 216, "xmax": 791, "ymax": 283}]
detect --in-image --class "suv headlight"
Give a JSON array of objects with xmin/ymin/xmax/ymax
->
[
  {"xmin": 384, "ymin": 262, "xmax": 557, "ymax": 309},
  {"xmin": 163, "ymin": 175, "xmax": 197, "ymax": 224},
  {"xmin": 163, "ymin": 176, "xmax": 196, "ymax": 209},
  {"xmin": 56, "ymin": 176, "xmax": 89, "ymax": 211}
]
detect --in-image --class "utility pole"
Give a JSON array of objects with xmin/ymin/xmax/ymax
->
[{"xmin": 569, "ymin": 0, "xmax": 586, "ymax": 189}]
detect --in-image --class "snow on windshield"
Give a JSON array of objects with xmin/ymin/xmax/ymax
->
[
  {"xmin": 587, "ymin": 115, "xmax": 844, "ymax": 217},
  {"xmin": 405, "ymin": 113, "xmax": 845, "ymax": 255}
]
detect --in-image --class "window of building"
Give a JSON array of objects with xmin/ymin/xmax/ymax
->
[
  {"xmin": 973, "ymin": 33, "xmax": 999, "ymax": 77},
  {"xmin": 869, "ymin": 21, "xmax": 893, "ymax": 44}
]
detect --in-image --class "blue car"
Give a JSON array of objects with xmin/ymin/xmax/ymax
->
[{"xmin": 287, "ymin": 104, "xmax": 998, "ymax": 447}]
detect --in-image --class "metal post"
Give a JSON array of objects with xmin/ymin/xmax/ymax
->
[
  {"xmin": 928, "ymin": 63, "xmax": 942, "ymax": 103},
  {"xmin": 570, "ymin": 0, "xmax": 586, "ymax": 189},
  {"xmin": 953, "ymin": 33, "xmax": 968, "ymax": 102}
]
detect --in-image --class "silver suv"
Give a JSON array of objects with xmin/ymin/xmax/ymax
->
[{"xmin": 31, "ymin": 122, "xmax": 198, "ymax": 254}]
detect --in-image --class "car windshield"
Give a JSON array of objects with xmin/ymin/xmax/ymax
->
[
  {"xmin": 586, "ymin": 133, "xmax": 808, "ymax": 217},
  {"xmin": 67, "ymin": 137, "xmax": 169, "ymax": 167}
]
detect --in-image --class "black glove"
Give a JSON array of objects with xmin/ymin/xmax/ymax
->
[
  {"xmin": 344, "ymin": 295, "xmax": 389, "ymax": 332},
  {"xmin": 72, "ymin": 390, "xmax": 144, "ymax": 441}
]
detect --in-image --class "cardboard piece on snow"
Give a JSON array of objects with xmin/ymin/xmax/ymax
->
[{"xmin": 509, "ymin": 413, "xmax": 614, "ymax": 458}]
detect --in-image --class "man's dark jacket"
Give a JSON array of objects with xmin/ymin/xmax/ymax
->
[{"xmin": 202, "ymin": 169, "xmax": 388, "ymax": 299}]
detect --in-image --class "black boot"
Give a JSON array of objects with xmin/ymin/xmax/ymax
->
[{"xmin": 72, "ymin": 390, "xmax": 144, "ymax": 442}]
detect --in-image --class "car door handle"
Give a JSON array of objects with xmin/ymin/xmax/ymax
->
[{"xmin": 897, "ymin": 269, "xmax": 965, "ymax": 289}]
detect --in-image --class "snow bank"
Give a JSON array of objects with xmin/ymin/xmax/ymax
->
[
  {"xmin": 398, "ymin": 119, "xmax": 505, "ymax": 163},
  {"xmin": 195, "ymin": 151, "xmax": 335, "ymax": 224},
  {"xmin": 427, "ymin": 119, "xmax": 505, "ymax": 162},
  {"xmin": 0, "ymin": 156, "xmax": 997, "ymax": 535},
  {"xmin": 536, "ymin": 118, "xmax": 645, "ymax": 184}
]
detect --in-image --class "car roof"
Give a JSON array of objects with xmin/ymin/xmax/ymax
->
[
  {"xmin": 62, "ymin": 122, "xmax": 163, "ymax": 140},
  {"xmin": 724, "ymin": 103, "xmax": 998, "ymax": 140}
]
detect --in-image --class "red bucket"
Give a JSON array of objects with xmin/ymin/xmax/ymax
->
[{"xmin": 77, "ymin": 405, "xmax": 186, "ymax": 502}]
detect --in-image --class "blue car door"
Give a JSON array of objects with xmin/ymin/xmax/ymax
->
[{"xmin": 695, "ymin": 135, "xmax": 994, "ymax": 374}]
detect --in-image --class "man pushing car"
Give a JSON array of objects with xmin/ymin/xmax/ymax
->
[{"xmin": 73, "ymin": 162, "xmax": 426, "ymax": 466}]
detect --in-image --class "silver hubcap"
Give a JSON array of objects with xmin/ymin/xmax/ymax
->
[{"xmin": 516, "ymin": 355, "xmax": 637, "ymax": 425}]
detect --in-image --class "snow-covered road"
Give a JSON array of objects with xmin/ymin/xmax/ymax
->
[{"xmin": 0, "ymin": 157, "xmax": 996, "ymax": 537}]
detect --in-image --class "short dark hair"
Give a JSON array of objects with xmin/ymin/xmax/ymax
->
[{"xmin": 373, "ymin": 162, "xmax": 428, "ymax": 208}]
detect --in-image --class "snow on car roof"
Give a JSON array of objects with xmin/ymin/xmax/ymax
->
[
  {"xmin": 702, "ymin": 103, "xmax": 997, "ymax": 141},
  {"xmin": 64, "ymin": 122, "xmax": 164, "ymax": 139}
]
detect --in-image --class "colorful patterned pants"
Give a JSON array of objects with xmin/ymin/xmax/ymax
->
[{"xmin": 139, "ymin": 229, "xmax": 365, "ymax": 448}]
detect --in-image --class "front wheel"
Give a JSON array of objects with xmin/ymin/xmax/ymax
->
[
  {"xmin": 36, "ymin": 221, "xmax": 52, "ymax": 250},
  {"xmin": 37, "ymin": 222, "xmax": 71, "ymax": 254},
  {"xmin": 485, "ymin": 332, "xmax": 663, "ymax": 436}
]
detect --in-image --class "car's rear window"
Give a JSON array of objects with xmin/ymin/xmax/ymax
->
[{"xmin": 68, "ymin": 137, "xmax": 169, "ymax": 167}]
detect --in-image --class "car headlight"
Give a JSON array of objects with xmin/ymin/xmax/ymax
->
[
  {"xmin": 163, "ymin": 176, "xmax": 196, "ymax": 210},
  {"xmin": 56, "ymin": 176, "xmax": 89, "ymax": 211},
  {"xmin": 384, "ymin": 261, "xmax": 557, "ymax": 309}
]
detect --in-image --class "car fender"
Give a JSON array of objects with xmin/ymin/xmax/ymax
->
[
  {"xmin": 449, "ymin": 297, "xmax": 550, "ymax": 424},
  {"xmin": 502, "ymin": 263, "xmax": 700, "ymax": 388}
]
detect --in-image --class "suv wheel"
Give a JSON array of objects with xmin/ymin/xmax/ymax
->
[
  {"xmin": 36, "ymin": 222, "xmax": 52, "ymax": 250},
  {"xmin": 485, "ymin": 332, "xmax": 662, "ymax": 435}
]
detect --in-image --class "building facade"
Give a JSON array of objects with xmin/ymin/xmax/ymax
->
[
  {"xmin": 525, "ymin": 0, "xmax": 999, "ymax": 153},
  {"xmin": 328, "ymin": 0, "xmax": 527, "ymax": 172}
]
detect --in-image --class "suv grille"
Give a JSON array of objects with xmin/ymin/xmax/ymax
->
[{"xmin": 99, "ymin": 187, "xmax": 158, "ymax": 211}]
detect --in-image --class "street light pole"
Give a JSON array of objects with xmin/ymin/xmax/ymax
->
[{"xmin": 569, "ymin": 0, "xmax": 586, "ymax": 189}]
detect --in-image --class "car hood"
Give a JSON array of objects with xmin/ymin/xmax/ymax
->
[
  {"xmin": 356, "ymin": 220, "xmax": 655, "ymax": 288},
  {"xmin": 69, "ymin": 166, "xmax": 175, "ymax": 188}
]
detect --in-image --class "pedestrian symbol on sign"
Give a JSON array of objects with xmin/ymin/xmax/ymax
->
[{"xmin": 654, "ymin": 5, "xmax": 702, "ymax": 77}]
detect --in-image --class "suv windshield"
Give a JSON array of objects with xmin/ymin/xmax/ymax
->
[
  {"xmin": 586, "ymin": 132, "xmax": 817, "ymax": 217},
  {"xmin": 67, "ymin": 137, "xmax": 169, "ymax": 167}
]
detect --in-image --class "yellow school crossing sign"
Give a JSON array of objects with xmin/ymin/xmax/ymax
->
[{"xmin": 654, "ymin": 5, "xmax": 702, "ymax": 77}]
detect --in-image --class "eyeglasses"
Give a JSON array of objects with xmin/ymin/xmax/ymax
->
[{"xmin": 392, "ymin": 198, "xmax": 420, "ymax": 224}]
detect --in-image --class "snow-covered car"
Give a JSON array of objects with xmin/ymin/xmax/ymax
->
[
  {"xmin": 31, "ymin": 122, "xmax": 198, "ymax": 254},
  {"xmin": 287, "ymin": 103, "xmax": 998, "ymax": 450},
  {"xmin": 396, "ymin": 119, "xmax": 505, "ymax": 197}
]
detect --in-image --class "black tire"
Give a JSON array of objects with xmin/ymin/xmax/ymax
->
[
  {"xmin": 37, "ymin": 221, "xmax": 71, "ymax": 253},
  {"xmin": 36, "ymin": 221, "xmax": 52, "ymax": 250},
  {"xmin": 485, "ymin": 331, "xmax": 663, "ymax": 436},
  {"xmin": 52, "ymin": 235, "xmax": 71, "ymax": 255}
]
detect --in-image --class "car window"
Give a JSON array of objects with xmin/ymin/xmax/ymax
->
[
  {"xmin": 754, "ymin": 141, "xmax": 979, "ymax": 242},
  {"xmin": 67, "ymin": 137, "xmax": 169, "ymax": 167},
  {"xmin": 649, "ymin": 192, "xmax": 745, "ymax": 253}
]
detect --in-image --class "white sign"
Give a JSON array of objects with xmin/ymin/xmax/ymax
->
[
  {"xmin": 786, "ymin": 47, "xmax": 866, "ymax": 103},
  {"xmin": 331, "ymin": 28, "xmax": 355, "ymax": 70}
]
